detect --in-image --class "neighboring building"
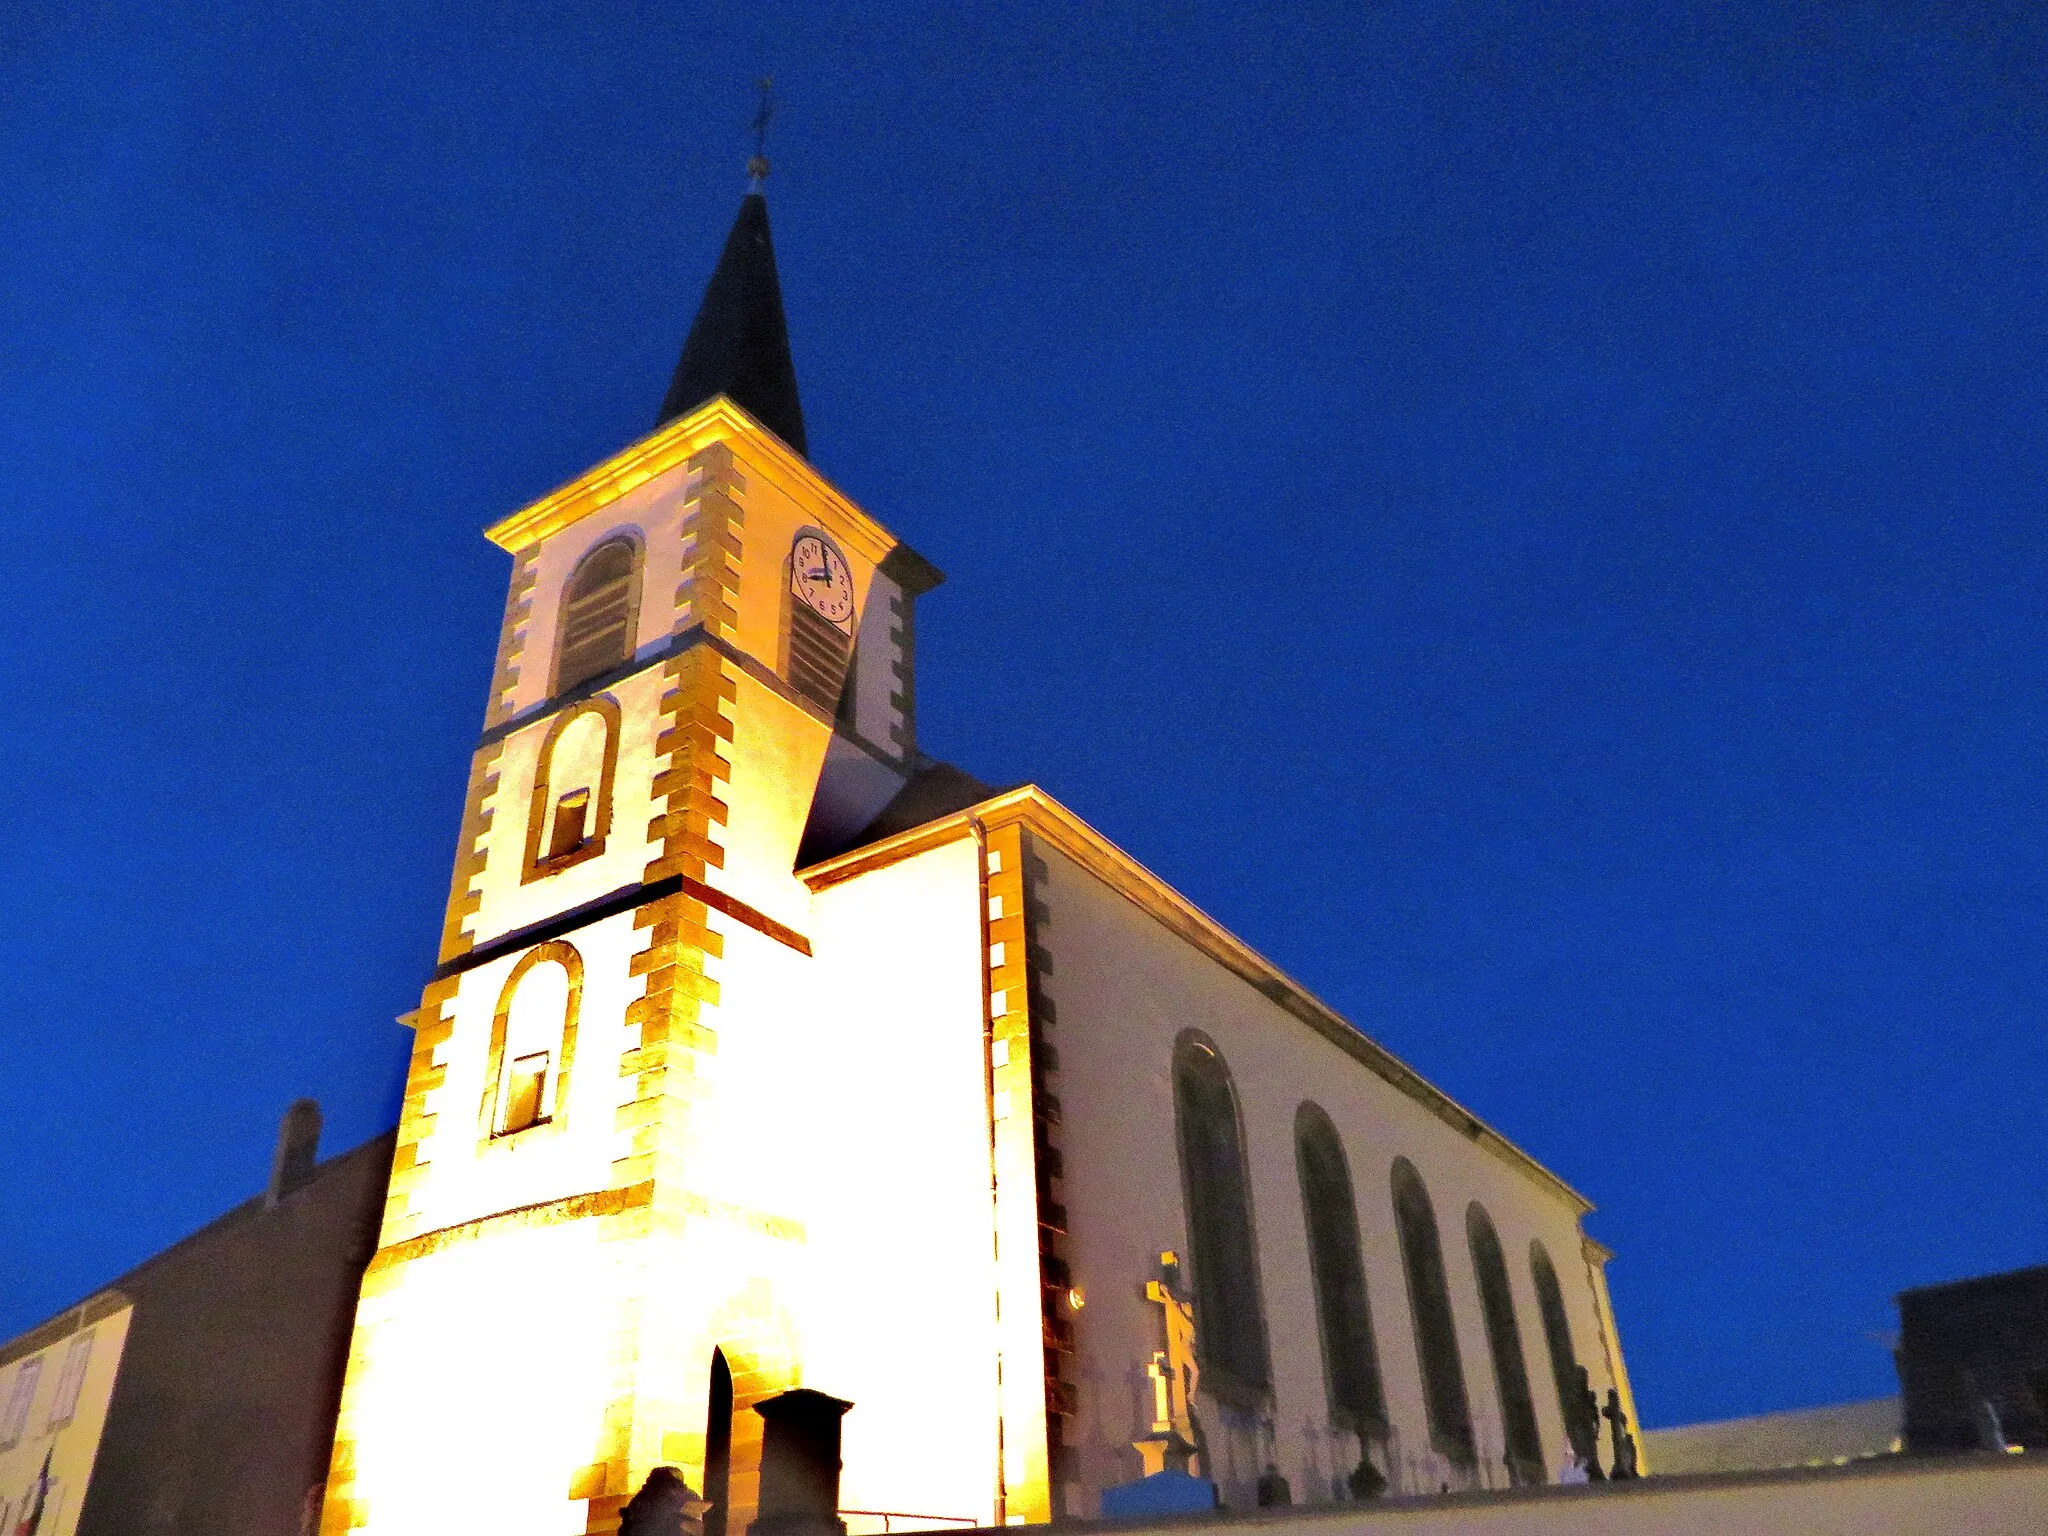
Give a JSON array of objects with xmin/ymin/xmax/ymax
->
[
  {"xmin": 315, "ymin": 162, "xmax": 1639, "ymax": 1536},
  {"xmin": 1642, "ymin": 1396, "xmax": 1900, "ymax": 1476},
  {"xmin": 1897, "ymin": 1264, "xmax": 2048, "ymax": 1453},
  {"xmin": 0, "ymin": 1297, "xmax": 130, "ymax": 1536},
  {"xmin": 0, "ymin": 1105, "xmax": 390, "ymax": 1536},
  {"xmin": 1641, "ymin": 1260, "xmax": 2048, "ymax": 1477},
  {"xmin": 1640, "ymin": 1260, "xmax": 2048, "ymax": 1478}
]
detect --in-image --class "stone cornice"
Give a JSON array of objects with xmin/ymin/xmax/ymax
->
[{"xmin": 483, "ymin": 395, "xmax": 942, "ymax": 587}]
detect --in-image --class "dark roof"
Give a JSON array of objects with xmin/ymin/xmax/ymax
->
[
  {"xmin": 1899, "ymin": 1263, "xmax": 2048, "ymax": 1307},
  {"xmin": 853, "ymin": 759, "xmax": 1008, "ymax": 847},
  {"xmin": 657, "ymin": 192, "xmax": 807, "ymax": 455}
]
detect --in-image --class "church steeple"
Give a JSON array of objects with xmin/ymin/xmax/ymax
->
[{"xmin": 656, "ymin": 163, "xmax": 807, "ymax": 456}]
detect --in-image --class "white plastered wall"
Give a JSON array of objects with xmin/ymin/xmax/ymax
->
[
  {"xmin": 1036, "ymin": 841, "xmax": 1618, "ymax": 1511},
  {"xmin": 343, "ymin": 1218, "xmax": 625, "ymax": 1536},
  {"xmin": 803, "ymin": 837, "xmax": 1003, "ymax": 1530}
]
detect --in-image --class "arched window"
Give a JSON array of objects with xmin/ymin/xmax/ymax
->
[
  {"xmin": 1294, "ymin": 1103, "xmax": 1386, "ymax": 1434},
  {"xmin": 555, "ymin": 536, "xmax": 641, "ymax": 693},
  {"xmin": 522, "ymin": 698, "xmax": 621, "ymax": 880},
  {"xmin": 1467, "ymin": 1204, "xmax": 1544, "ymax": 1483},
  {"xmin": 1172, "ymin": 1033, "xmax": 1270, "ymax": 1402},
  {"xmin": 480, "ymin": 941, "xmax": 583, "ymax": 1141},
  {"xmin": 1531, "ymin": 1241, "xmax": 1595, "ymax": 1466},
  {"xmin": 1390, "ymin": 1158, "xmax": 1473, "ymax": 1462}
]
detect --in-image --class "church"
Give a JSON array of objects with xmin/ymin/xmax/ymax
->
[
  {"xmin": 0, "ymin": 159, "xmax": 1637, "ymax": 1536},
  {"xmin": 301, "ymin": 158, "xmax": 1638, "ymax": 1535}
]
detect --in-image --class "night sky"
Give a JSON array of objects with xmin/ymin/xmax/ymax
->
[{"xmin": 6, "ymin": 1, "xmax": 2045, "ymax": 1430}]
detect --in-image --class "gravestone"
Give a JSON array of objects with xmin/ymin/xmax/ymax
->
[
  {"xmin": 748, "ymin": 1389, "xmax": 854, "ymax": 1536},
  {"xmin": 1603, "ymin": 1389, "xmax": 1639, "ymax": 1480},
  {"xmin": 620, "ymin": 1467, "xmax": 712, "ymax": 1536},
  {"xmin": 1573, "ymin": 1366, "xmax": 1606, "ymax": 1479},
  {"xmin": 1255, "ymin": 1464, "xmax": 1292, "ymax": 1507},
  {"xmin": 1345, "ymin": 1455, "xmax": 1387, "ymax": 1501}
]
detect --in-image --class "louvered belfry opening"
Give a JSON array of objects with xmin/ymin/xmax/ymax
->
[
  {"xmin": 556, "ymin": 538, "xmax": 640, "ymax": 693},
  {"xmin": 787, "ymin": 603, "xmax": 851, "ymax": 713}
]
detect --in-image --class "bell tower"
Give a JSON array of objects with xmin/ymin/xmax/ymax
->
[{"xmin": 319, "ymin": 170, "xmax": 957, "ymax": 1536}]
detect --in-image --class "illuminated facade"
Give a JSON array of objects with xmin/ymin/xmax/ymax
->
[{"xmin": 319, "ymin": 177, "xmax": 1638, "ymax": 1536}]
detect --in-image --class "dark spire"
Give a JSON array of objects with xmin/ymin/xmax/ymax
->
[{"xmin": 657, "ymin": 92, "xmax": 806, "ymax": 454}]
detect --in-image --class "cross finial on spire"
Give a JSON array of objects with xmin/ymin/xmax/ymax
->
[
  {"xmin": 748, "ymin": 77, "xmax": 774, "ymax": 191},
  {"xmin": 658, "ymin": 99, "xmax": 807, "ymax": 452}
]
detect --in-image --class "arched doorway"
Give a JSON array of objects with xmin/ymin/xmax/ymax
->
[
  {"xmin": 704, "ymin": 1348, "xmax": 733, "ymax": 1536},
  {"xmin": 700, "ymin": 1280, "xmax": 801, "ymax": 1531}
]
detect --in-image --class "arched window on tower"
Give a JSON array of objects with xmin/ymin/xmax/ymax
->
[
  {"xmin": 1467, "ymin": 1203, "xmax": 1544, "ymax": 1484},
  {"xmin": 555, "ymin": 535, "xmax": 641, "ymax": 694},
  {"xmin": 480, "ymin": 942, "xmax": 583, "ymax": 1141},
  {"xmin": 522, "ymin": 698, "xmax": 621, "ymax": 880},
  {"xmin": 1390, "ymin": 1158, "xmax": 1474, "ymax": 1465},
  {"xmin": 1172, "ymin": 1033, "xmax": 1271, "ymax": 1404},
  {"xmin": 1294, "ymin": 1103, "xmax": 1387, "ymax": 1438},
  {"xmin": 1530, "ymin": 1241, "xmax": 1594, "ymax": 1468}
]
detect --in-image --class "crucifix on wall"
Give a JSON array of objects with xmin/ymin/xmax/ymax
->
[{"xmin": 1134, "ymin": 1251, "xmax": 1204, "ymax": 1477}]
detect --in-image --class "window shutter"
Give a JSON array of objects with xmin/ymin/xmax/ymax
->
[
  {"xmin": 46, "ymin": 1334, "xmax": 92, "ymax": 1429},
  {"xmin": 1, "ymin": 1356, "xmax": 43, "ymax": 1448}
]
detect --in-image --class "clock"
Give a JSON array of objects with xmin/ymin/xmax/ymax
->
[{"xmin": 791, "ymin": 533, "xmax": 855, "ymax": 628}]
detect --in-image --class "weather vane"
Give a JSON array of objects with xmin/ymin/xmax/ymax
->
[{"xmin": 748, "ymin": 77, "xmax": 774, "ymax": 189}]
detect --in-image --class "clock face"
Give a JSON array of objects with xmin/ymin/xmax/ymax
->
[{"xmin": 791, "ymin": 534, "xmax": 855, "ymax": 628}]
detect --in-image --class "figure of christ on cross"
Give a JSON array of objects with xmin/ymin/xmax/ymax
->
[{"xmin": 1134, "ymin": 1251, "xmax": 1204, "ymax": 1477}]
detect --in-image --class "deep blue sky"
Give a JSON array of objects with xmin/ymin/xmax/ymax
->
[{"xmin": 5, "ymin": 1, "xmax": 2045, "ymax": 1429}]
